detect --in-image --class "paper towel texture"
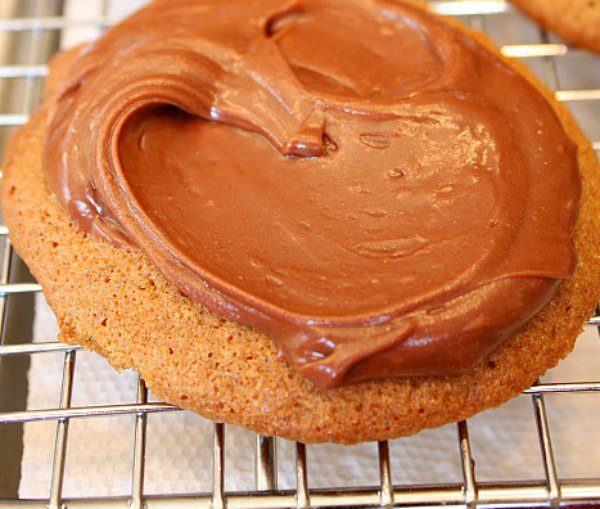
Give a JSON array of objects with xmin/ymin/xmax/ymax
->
[{"xmin": 17, "ymin": 0, "xmax": 600, "ymax": 499}]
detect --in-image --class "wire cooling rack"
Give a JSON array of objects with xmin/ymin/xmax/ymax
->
[{"xmin": 0, "ymin": 1, "xmax": 599, "ymax": 508}]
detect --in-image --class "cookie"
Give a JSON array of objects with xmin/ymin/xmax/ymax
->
[
  {"xmin": 511, "ymin": 0, "xmax": 600, "ymax": 53},
  {"xmin": 2, "ymin": 4, "xmax": 600, "ymax": 444}
]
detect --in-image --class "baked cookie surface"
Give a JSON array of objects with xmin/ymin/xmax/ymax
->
[
  {"xmin": 511, "ymin": 0, "xmax": 600, "ymax": 53},
  {"xmin": 2, "ymin": 5, "xmax": 600, "ymax": 444}
]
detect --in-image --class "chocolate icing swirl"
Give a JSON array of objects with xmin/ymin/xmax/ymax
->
[{"xmin": 44, "ymin": 0, "xmax": 580, "ymax": 388}]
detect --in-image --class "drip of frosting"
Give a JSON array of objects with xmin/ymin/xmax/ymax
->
[{"xmin": 43, "ymin": 0, "xmax": 580, "ymax": 388}]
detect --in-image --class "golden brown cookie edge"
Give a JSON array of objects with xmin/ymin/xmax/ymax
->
[{"xmin": 510, "ymin": 0, "xmax": 600, "ymax": 54}]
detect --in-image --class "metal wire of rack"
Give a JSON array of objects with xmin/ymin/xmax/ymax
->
[{"xmin": 0, "ymin": 1, "xmax": 599, "ymax": 507}]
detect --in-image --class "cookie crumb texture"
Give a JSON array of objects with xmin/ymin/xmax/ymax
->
[
  {"xmin": 511, "ymin": 0, "xmax": 600, "ymax": 53},
  {"xmin": 2, "ymin": 20, "xmax": 600, "ymax": 444}
]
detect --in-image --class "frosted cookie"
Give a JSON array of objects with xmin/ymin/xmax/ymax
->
[{"xmin": 2, "ymin": 0, "xmax": 600, "ymax": 443}]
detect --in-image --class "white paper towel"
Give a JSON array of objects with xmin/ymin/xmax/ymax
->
[{"xmin": 18, "ymin": 0, "xmax": 600, "ymax": 499}]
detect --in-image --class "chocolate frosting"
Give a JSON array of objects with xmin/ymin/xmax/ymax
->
[{"xmin": 43, "ymin": 0, "xmax": 580, "ymax": 388}]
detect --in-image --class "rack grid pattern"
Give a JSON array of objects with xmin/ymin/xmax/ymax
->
[{"xmin": 0, "ymin": 1, "xmax": 599, "ymax": 508}]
